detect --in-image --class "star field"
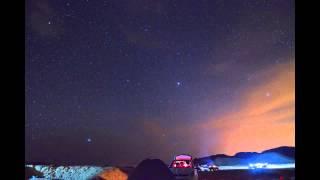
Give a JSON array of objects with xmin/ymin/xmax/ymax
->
[{"xmin": 26, "ymin": 0, "xmax": 294, "ymax": 166}]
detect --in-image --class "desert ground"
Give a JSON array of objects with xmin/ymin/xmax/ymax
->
[
  {"xmin": 197, "ymin": 169, "xmax": 295, "ymax": 180},
  {"xmin": 26, "ymin": 165, "xmax": 295, "ymax": 180}
]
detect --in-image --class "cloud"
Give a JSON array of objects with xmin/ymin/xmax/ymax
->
[
  {"xmin": 139, "ymin": 61, "xmax": 294, "ymax": 158},
  {"xmin": 201, "ymin": 61, "xmax": 295, "ymax": 155}
]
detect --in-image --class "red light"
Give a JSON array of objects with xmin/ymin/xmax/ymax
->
[
  {"xmin": 171, "ymin": 160, "xmax": 193, "ymax": 168},
  {"xmin": 175, "ymin": 155, "xmax": 192, "ymax": 161}
]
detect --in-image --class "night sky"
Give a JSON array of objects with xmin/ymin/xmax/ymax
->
[{"xmin": 26, "ymin": 0, "xmax": 295, "ymax": 166}]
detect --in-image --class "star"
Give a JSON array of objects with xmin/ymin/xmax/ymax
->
[{"xmin": 25, "ymin": 0, "xmax": 294, "ymax": 165}]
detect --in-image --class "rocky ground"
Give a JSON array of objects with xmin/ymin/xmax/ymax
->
[{"xmin": 25, "ymin": 165, "xmax": 132, "ymax": 180}]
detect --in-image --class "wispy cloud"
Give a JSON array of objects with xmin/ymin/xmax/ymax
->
[
  {"xmin": 142, "ymin": 61, "xmax": 295, "ymax": 157},
  {"xmin": 200, "ymin": 61, "xmax": 295, "ymax": 155}
]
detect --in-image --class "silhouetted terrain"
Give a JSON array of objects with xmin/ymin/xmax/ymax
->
[
  {"xmin": 25, "ymin": 146, "xmax": 295, "ymax": 179},
  {"xmin": 128, "ymin": 159, "xmax": 175, "ymax": 180},
  {"xmin": 194, "ymin": 146, "xmax": 295, "ymax": 166},
  {"xmin": 198, "ymin": 169, "xmax": 295, "ymax": 180}
]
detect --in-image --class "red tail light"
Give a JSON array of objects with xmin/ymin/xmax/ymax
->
[{"xmin": 170, "ymin": 160, "xmax": 193, "ymax": 168}]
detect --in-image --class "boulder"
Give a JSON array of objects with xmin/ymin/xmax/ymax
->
[{"xmin": 128, "ymin": 159, "xmax": 175, "ymax": 180}]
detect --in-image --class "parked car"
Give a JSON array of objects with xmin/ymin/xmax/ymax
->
[
  {"xmin": 209, "ymin": 164, "xmax": 219, "ymax": 171},
  {"xmin": 197, "ymin": 164, "xmax": 219, "ymax": 172},
  {"xmin": 169, "ymin": 154, "xmax": 195, "ymax": 179}
]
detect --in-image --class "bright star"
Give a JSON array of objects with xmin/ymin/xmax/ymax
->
[
  {"xmin": 87, "ymin": 138, "xmax": 92, "ymax": 143},
  {"xmin": 176, "ymin": 82, "xmax": 181, "ymax": 86}
]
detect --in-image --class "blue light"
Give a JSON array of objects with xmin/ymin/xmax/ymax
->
[{"xmin": 248, "ymin": 163, "xmax": 268, "ymax": 170}]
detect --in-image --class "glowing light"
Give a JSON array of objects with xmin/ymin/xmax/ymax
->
[
  {"xmin": 201, "ymin": 62, "xmax": 295, "ymax": 155},
  {"xmin": 175, "ymin": 154, "xmax": 192, "ymax": 160},
  {"xmin": 248, "ymin": 163, "xmax": 268, "ymax": 169},
  {"xmin": 217, "ymin": 163, "xmax": 295, "ymax": 170}
]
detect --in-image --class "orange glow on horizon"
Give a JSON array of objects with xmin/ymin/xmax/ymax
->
[
  {"xmin": 204, "ymin": 62, "xmax": 295, "ymax": 155},
  {"xmin": 142, "ymin": 62, "xmax": 295, "ymax": 157}
]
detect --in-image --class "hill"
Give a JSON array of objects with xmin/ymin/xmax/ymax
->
[{"xmin": 194, "ymin": 146, "xmax": 295, "ymax": 166}]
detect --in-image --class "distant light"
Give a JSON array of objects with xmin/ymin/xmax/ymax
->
[
  {"xmin": 216, "ymin": 163, "xmax": 295, "ymax": 170},
  {"xmin": 48, "ymin": 21, "xmax": 51, "ymax": 25},
  {"xmin": 248, "ymin": 163, "xmax": 268, "ymax": 169},
  {"xmin": 176, "ymin": 82, "xmax": 181, "ymax": 86},
  {"xmin": 87, "ymin": 138, "xmax": 92, "ymax": 143}
]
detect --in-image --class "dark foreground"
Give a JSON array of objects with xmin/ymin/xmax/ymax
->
[
  {"xmin": 25, "ymin": 161, "xmax": 295, "ymax": 180},
  {"xmin": 198, "ymin": 169, "xmax": 295, "ymax": 180}
]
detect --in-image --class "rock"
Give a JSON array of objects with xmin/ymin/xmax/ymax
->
[
  {"xmin": 25, "ymin": 166, "xmax": 44, "ymax": 179},
  {"xmin": 128, "ymin": 159, "xmax": 175, "ymax": 180},
  {"xmin": 97, "ymin": 167, "xmax": 128, "ymax": 180}
]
